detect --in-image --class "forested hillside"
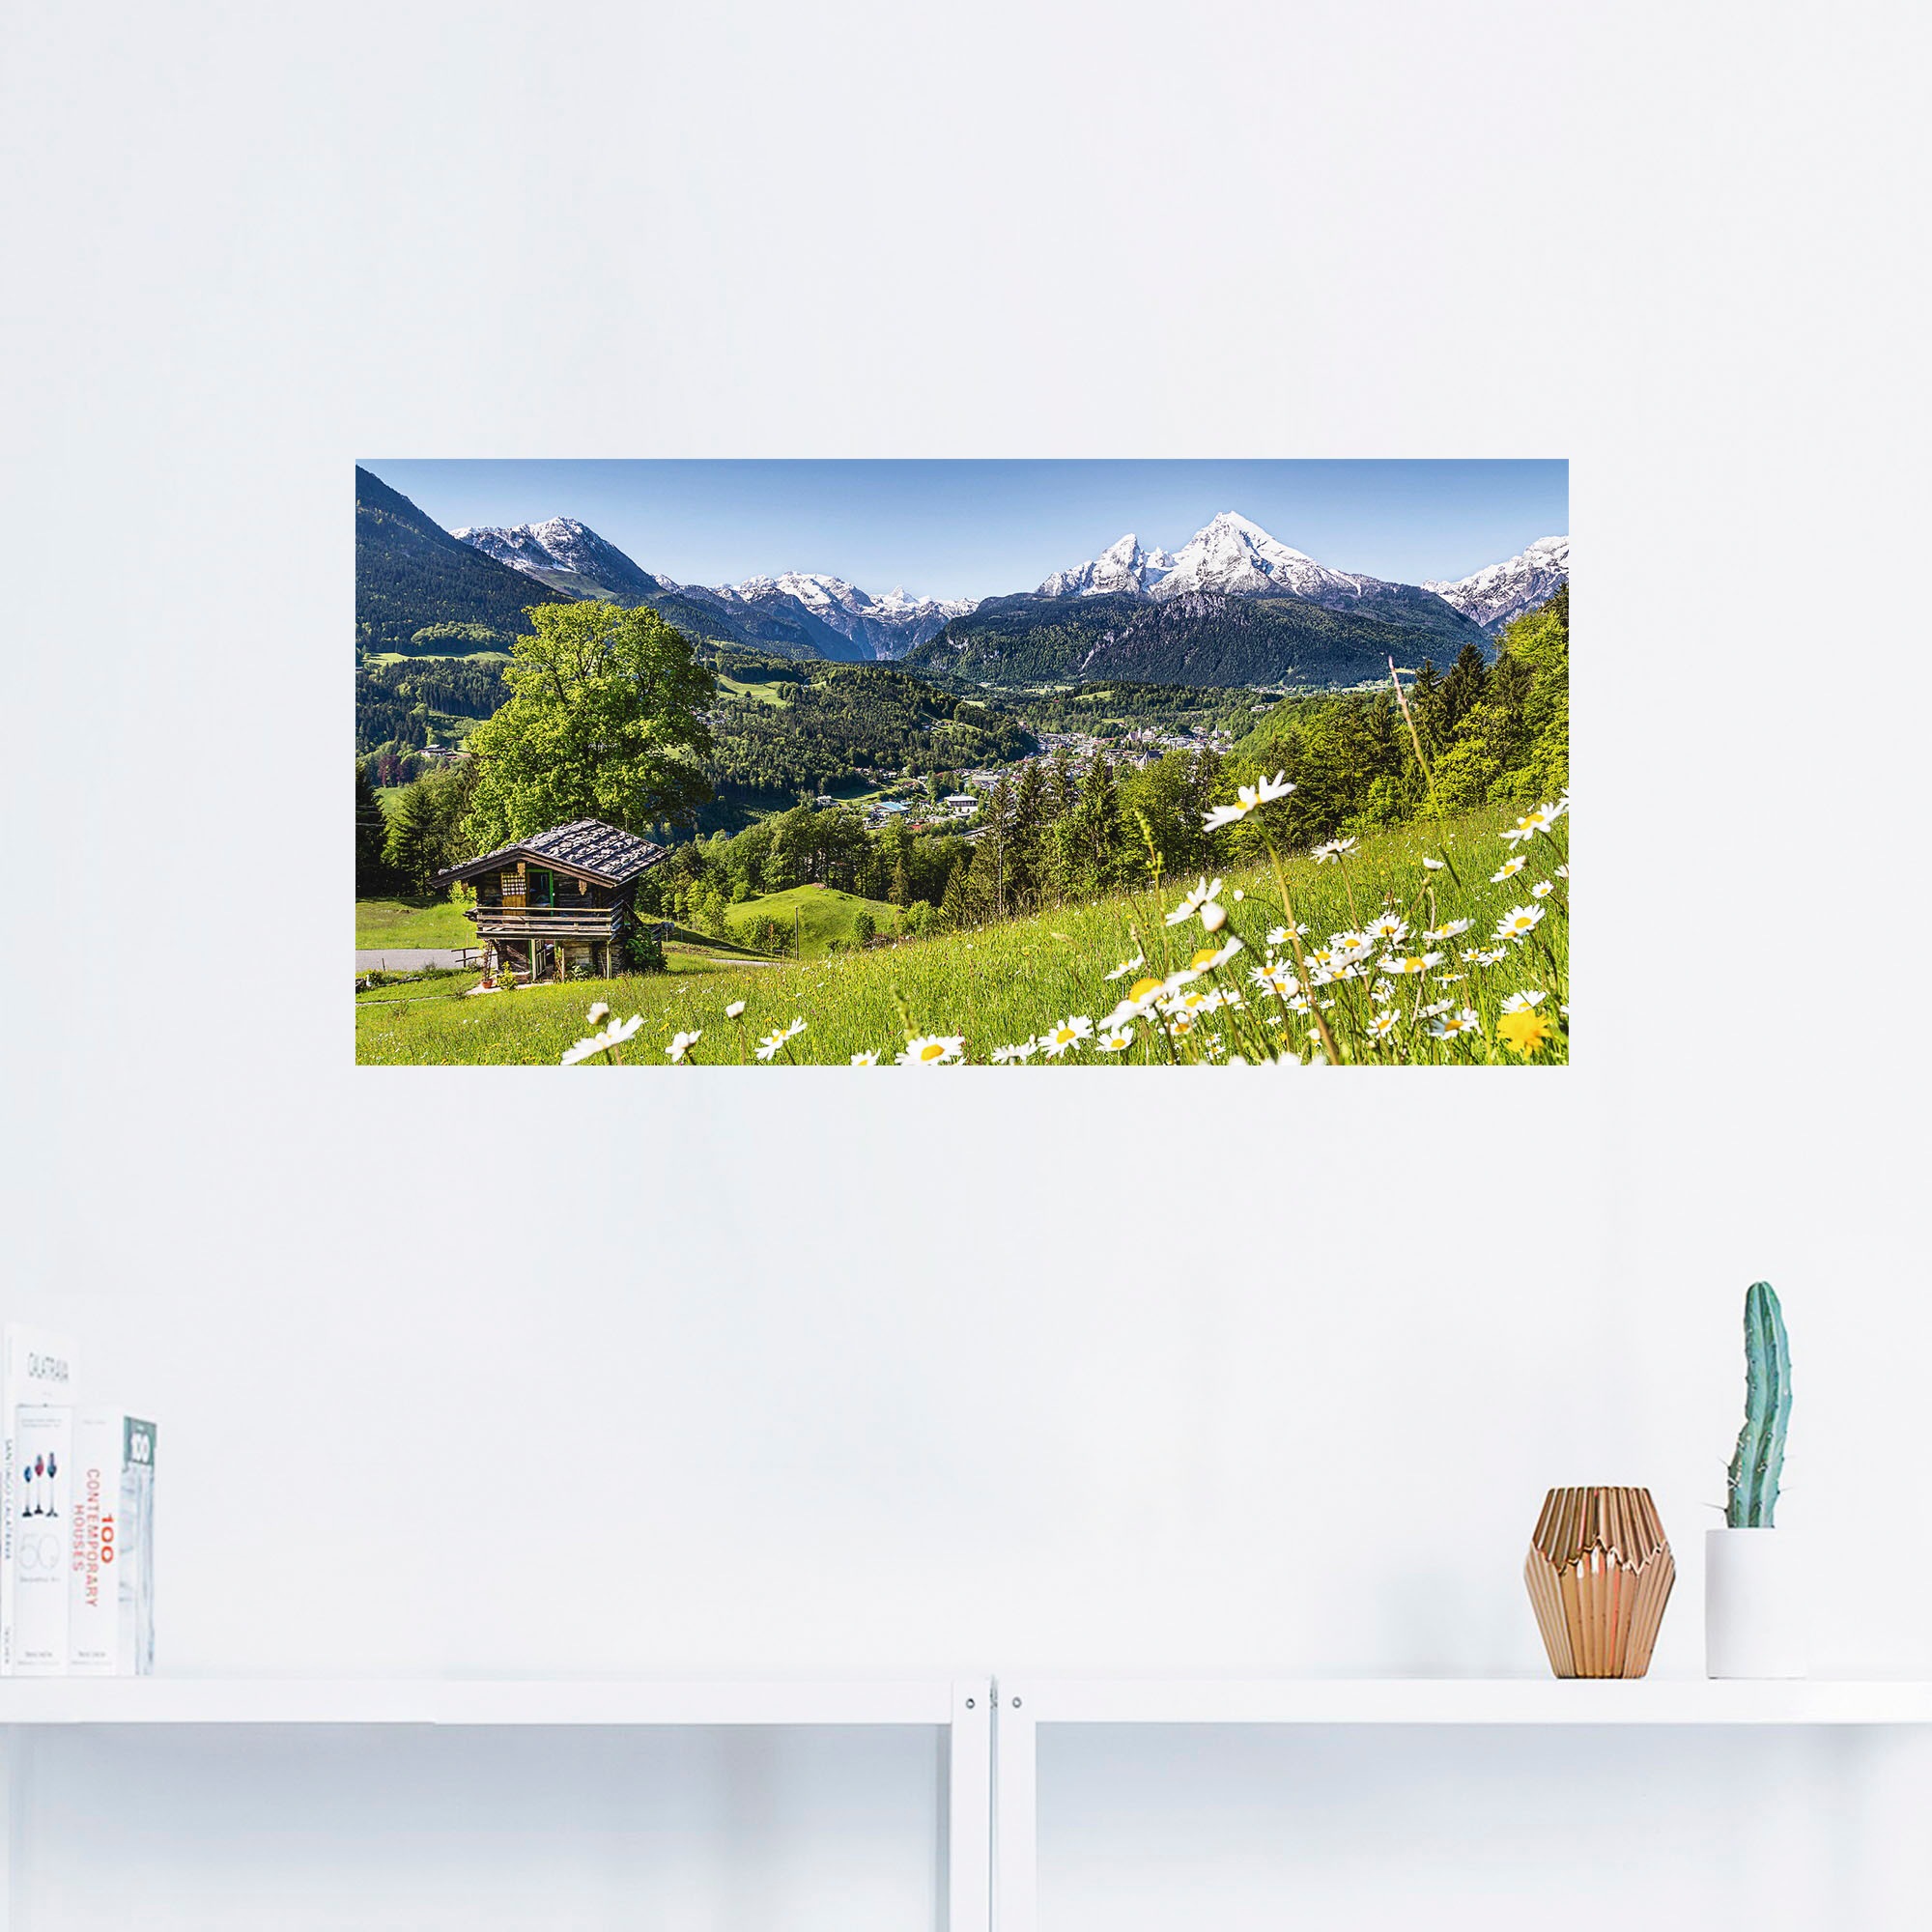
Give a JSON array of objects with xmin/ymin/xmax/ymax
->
[
  {"xmin": 907, "ymin": 587, "xmax": 1486, "ymax": 687},
  {"xmin": 1234, "ymin": 584, "xmax": 1569, "ymax": 833},
  {"xmin": 706, "ymin": 661, "xmax": 1032, "ymax": 802},
  {"xmin": 355, "ymin": 467, "xmax": 568, "ymax": 654},
  {"xmin": 355, "ymin": 659, "xmax": 507, "ymax": 753}
]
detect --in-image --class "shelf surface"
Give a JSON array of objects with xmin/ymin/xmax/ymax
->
[
  {"xmin": 1008, "ymin": 1678, "xmax": 1932, "ymax": 1726},
  {"xmin": 6, "ymin": 1677, "xmax": 1927, "ymax": 1728},
  {"xmin": 0, "ymin": 1677, "xmax": 962, "ymax": 1727}
]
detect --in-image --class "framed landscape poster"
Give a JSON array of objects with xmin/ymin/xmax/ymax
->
[{"xmin": 355, "ymin": 459, "xmax": 1568, "ymax": 1067}]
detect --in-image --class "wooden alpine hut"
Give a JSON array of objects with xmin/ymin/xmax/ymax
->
[{"xmin": 435, "ymin": 818, "xmax": 668, "ymax": 984}]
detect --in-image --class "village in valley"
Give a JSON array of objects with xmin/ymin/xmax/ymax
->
[{"xmin": 842, "ymin": 724, "xmax": 1240, "ymax": 836}]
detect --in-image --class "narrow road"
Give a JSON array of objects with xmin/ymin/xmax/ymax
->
[
  {"xmin": 355, "ymin": 948, "xmax": 781, "ymax": 974},
  {"xmin": 355, "ymin": 949, "xmax": 474, "ymax": 971}
]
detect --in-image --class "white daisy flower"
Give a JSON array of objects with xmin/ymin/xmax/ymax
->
[
  {"xmin": 1501, "ymin": 990, "xmax": 1547, "ymax": 1012},
  {"xmin": 1491, "ymin": 857, "xmax": 1527, "ymax": 882},
  {"xmin": 1423, "ymin": 919, "xmax": 1471, "ymax": 942},
  {"xmin": 1422, "ymin": 857, "xmax": 1446, "ymax": 870},
  {"xmin": 1502, "ymin": 801, "xmax": 1566, "ymax": 844},
  {"xmin": 1266, "ymin": 923, "xmax": 1310, "ymax": 946},
  {"xmin": 782, "ymin": 1016, "xmax": 807, "ymax": 1039},
  {"xmin": 1104, "ymin": 953, "xmax": 1146, "ymax": 981},
  {"xmin": 1037, "ymin": 1015, "xmax": 1094, "ymax": 1057},
  {"xmin": 1371, "ymin": 980, "xmax": 1395, "ymax": 1005},
  {"xmin": 1417, "ymin": 998, "xmax": 1454, "ymax": 1019},
  {"xmin": 1199, "ymin": 900, "xmax": 1228, "ymax": 933},
  {"xmin": 585, "ymin": 1002, "xmax": 611, "ymax": 1026},
  {"xmin": 1185, "ymin": 936, "xmax": 1245, "ymax": 973},
  {"xmin": 849, "ymin": 1050, "xmax": 880, "ymax": 1065},
  {"xmin": 666, "ymin": 1030, "xmax": 702, "ymax": 1063},
  {"xmin": 559, "ymin": 1013, "xmax": 645, "ymax": 1065},
  {"xmin": 896, "ymin": 1034, "xmax": 965, "ymax": 1065},
  {"xmin": 1554, "ymin": 864, "xmax": 1569, "ymax": 879},
  {"xmin": 724, "ymin": 1000, "xmax": 747, "ymax": 1019},
  {"xmin": 754, "ymin": 1029, "xmax": 789, "ymax": 1061},
  {"xmin": 1202, "ymin": 771, "xmax": 1294, "ymax": 830},
  {"xmin": 1494, "ymin": 904, "xmax": 1546, "ymax": 943},
  {"xmin": 1094, "ymin": 1027, "xmax": 1135, "ymax": 1053},
  {"xmin": 1530, "ymin": 881, "xmax": 1554, "ymax": 899},
  {"xmin": 1430, "ymin": 1008, "xmax": 1483, "ymax": 1040},
  {"xmin": 1363, "ymin": 911, "xmax": 1409, "ymax": 945},
  {"xmin": 1165, "ymin": 877, "xmax": 1224, "ymax": 925},
  {"xmin": 1378, "ymin": 952, "xmax": 1444, "ymax": 976},
  {"xmin": 1312, "ymin": 837, "xmax": 1358, "ymax": 864},
  {"xmin": 1367, "ymin": 1009, "xmax": 1399, "ymax": 1039}
]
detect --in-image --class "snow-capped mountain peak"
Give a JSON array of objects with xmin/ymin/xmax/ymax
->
[
  {"xmin": 1424, "ymin": 535, "xmax": 1569, "ymax": 635},
  {"xmin": 712, "ymin": 571, "xmax": 975, "ymax": 659},
  {"xmin": 454, "ymin": 517, "xmax": 656, "ymax": 594},
  {"xmin": 1038, "ymin": 512, "xmax": 1370, "ymax": 605},
  {"xmin": 1037, "ymin": 533, "xmax": 1177, "ymax": 598},
  {"xmin": 723, "ymin": 571, "xmax": 864, "ymax": 611},
  {"xmin": 1151, "ymin": 510, "xmax": 1354, "ymax": 602}
]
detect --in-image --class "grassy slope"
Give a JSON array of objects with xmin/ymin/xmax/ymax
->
[
  {"xmin": 722, "ymin": 886, "xmax": 900, "ymax": 958},
  {"xmin": 715, "ymin": 674, "xmax": 789, "ymax": 706},
  {"xmin": 363, "ymin": 649, "xmax": 511, "ymax": 666},
  {"xmin": 355, "ymin": 897, "xmax": 786, "ymax": 958},
  {"xmin": 355, "ymin": 897, "xmax": 477, "ymax": 949},
  {"xmin": 356, "ymin": 807, "xmax": 1568, "ymax": 1065}
]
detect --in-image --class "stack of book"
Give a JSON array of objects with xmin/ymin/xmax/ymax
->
[{"xmin": 2, "ymin": 1325, "xmax": 156, "ymax": 1676}]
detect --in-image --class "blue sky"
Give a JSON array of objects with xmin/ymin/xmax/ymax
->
[{"xmin": 361, "ymin": 459, "xmax": 1567, "ymax": 602}]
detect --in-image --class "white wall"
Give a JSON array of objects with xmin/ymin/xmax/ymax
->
[{"xmin": 3, "ymin": 2, "xmax": 1927, "ymax": 1926}]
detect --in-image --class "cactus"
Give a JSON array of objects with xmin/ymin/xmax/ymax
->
[{"xmin": 1725, "ymin": 1280, "xmax": 1792, "ymax": 1527}]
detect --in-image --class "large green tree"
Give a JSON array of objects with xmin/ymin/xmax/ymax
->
[
  {"xmin": 464, "ymin": 600, "xmax": 715, "ymax": 847},
  {"xmin": 384, "ymin": 779, "xmax": 448, "ymax": 895},
  {"xmin": 355, "ymin": 761, "xmax": 391, "ymax": 893}
]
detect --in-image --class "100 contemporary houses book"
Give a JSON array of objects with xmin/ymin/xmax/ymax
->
[{"xmin": 2, "ymin": 1324, "xmax": 156, "ymax": 1676}]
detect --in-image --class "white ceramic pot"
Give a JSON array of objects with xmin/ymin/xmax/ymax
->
[{"xmin": 1705, "ymin": 1527, "xmax": 1806, "ymax": 1679}]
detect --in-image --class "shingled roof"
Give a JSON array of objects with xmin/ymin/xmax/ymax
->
[{"xmin": 435, "ymin": 818, "xmax": 669, "ymax": 889}]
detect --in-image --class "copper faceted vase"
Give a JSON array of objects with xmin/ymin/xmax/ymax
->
[{"xmin": 1524, "ymin": 1487, "xmax": 1675, "ymax": 1679}]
